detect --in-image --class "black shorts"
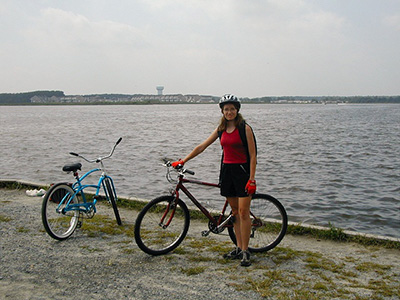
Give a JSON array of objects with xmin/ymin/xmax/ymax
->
[{"xmin": 219, "ymin": 163, "xmax": 250, "ymax": 197}]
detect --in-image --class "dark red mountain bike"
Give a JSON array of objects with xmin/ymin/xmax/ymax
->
[{"xmin": 134, "ymin": 160, "xmax": 288, "ymax": 255}]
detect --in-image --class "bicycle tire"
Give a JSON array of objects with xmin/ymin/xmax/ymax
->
[
  {"xmin": 134, "ymin": 195, "xmax": 190, "ymax": 255},
  {"xmin": 41, "ymin": 183, "xmax": 81, "ymax": 240},
  {"xmin": 104, "ymin": 177, "xmax": 122, "ymax": 225},
  {"xmin": 228, "ymin": 193, "xmax": 288, "ymax": 252}
]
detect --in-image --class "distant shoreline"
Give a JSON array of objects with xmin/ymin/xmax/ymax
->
[
  {"xmin": 2, "ymin": 101, "xmax": 400, "ymax": 106},
  {"xmin": 1, "ymin": 90, "xmax": 400, "ymax": 105}
]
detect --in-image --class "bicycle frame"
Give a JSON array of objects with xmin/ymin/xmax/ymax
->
[
  {"xmin": 169, "ymin": 173, "xmax": 234, "ymax": 233},
  {"xmin": 57, "ymin": 138, "xmax": 122, "ymax": 215},
  {"xmin": 58, "ymin": 167, "xmax": 117, "ymax": 214}
]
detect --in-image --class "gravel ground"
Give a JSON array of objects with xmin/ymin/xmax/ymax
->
[{"xmin": 0, "ymin": 188, "xmax": 399, "ymax": 300}]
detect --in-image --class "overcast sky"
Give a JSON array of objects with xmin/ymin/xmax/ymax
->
[{"xmin": 1, "ymin": 0, "xmax": 399, "ymax": 98}]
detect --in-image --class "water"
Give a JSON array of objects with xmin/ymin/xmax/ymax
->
[{"xmin": 1, "ymin": 104, "xmax": 399, "ymax": 239}]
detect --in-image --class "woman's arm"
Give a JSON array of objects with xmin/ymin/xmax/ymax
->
[
  {"xmin": 245, "ymin": 124, "xmax": 257, "ymax": 181},
  {"xmin": 182, "ymin": 128, "xmax": 219, "ymax": 164}
]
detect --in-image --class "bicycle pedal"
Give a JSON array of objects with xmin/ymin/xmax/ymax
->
[{"xmin": 201, "ymin": 230, "xmax": 210, "ymax": 237}]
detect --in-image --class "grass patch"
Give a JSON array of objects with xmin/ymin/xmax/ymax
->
[
  {"xmin": 355, "ymin": 261, "xmax": 391, "ymax": 273},
  {"xmin": 0, "ymin": 181, "xmax": 48, "ymax": 191},
  {"xmin": 0, "ymin": 214, "xmax": 12, "ymax": 222},
  {"xmin": 17, "ymin": 226, "xmax": 30, "ymax": 233},
  {"xmin": 121, "ymin": 248, "xmax": 136, "ymax": 254},
  {"xmin": 367, "ymin": 278, "xmax": 400, "ymax": 298},
  {"xmin": 305, "ymin": 256, "xmax": 345, "ymax": 273},
  {"xmin": 288, "ymin": 222, "xmax": 348, "ymax": 241},
  {"xmin": 269, "ymin": 247, "xmax": 302, "ymax": 265},
  {"xmin": 172, "ymin": 247, "xmax": 188, "ymax": 255},
  {"xmin": 287, "ymin": 222, "xmax": 400, "ymax": 249},
  {"xmin": 180, "ymin": 266, "xmax": 207, "ymax": 276},
  {"xmin": 80, "ymin": 214, "xmax": 134, "ymax": 237},
  {"xmin": 313, "ymin": 282, "xmax": 328, "ymax": 291},
  {"xmin": 115, "ymin": 198, "xmax": 148, "ymax": 211}
]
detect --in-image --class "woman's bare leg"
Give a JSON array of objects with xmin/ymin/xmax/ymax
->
[
  {"xmin": 226, "ymin": 197, "xmax": 242, "ymax": 249},
  {"xmin": 238, "ymin": 196, "xmax": 252, "ymax": 250}
]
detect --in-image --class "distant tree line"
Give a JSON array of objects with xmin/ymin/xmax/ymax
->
[
  {"xmin": 0, "ymin": 90, "xmax": 65, "ymax": 104},
  {"xmin": 1, "ymin": 91, "xmax": 400, "ymax": 104},
  {"xmin": 339, "ymin": 96, "xmax": 400, "ymax": 103},
  {"xmin": 244, "ymin": 95, "xmax": 400, "ymax": 104}
]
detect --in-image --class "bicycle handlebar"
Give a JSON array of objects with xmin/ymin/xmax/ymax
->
[
  {"xmin": 184, "ymin": 169, "xmax": 195, "ymax": 176},
  {"xmin": 163, "ymin": 159, "xmax": 195, "ymax": 176},
  {"xmin": 69, "ymin": 137, "xmax": 123, "ymax": 163}
]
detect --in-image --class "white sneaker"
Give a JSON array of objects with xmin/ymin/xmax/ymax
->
[
  {"xmin": 26, "ymin": 189, "xmax": 38, "ymax": 197},
  {"xmin": 36, "ymin": 189, "xmax": 46, "ymax": 196}
]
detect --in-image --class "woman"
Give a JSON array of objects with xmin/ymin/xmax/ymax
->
[{"xmin": 171, "ymin": 94, "xmax": 257, "ymax": 267}]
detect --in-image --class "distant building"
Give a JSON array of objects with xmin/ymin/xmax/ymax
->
[{"xmin": 30, "ymin": 93, "xmax": 217, "ymax": 104}]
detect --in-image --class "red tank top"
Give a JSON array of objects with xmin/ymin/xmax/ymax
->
[{"xmin": 220, "ymin": 128, "xmax": 247, "ymax": 164}]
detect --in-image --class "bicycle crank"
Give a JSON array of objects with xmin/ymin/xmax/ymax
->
[{"xmin": 202, "ymin": 215, "xmax": 232, "ymax": 236}]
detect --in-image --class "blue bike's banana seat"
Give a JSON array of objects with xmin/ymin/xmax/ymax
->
[{"xmin": 62, "ymin": 163, "xmax": 82, "ymax": 172}]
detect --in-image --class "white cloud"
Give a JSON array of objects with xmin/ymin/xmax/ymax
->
[
  {"xmin": 383, "ymin": 14, "xmax": 400, "ymax": 31},
  {"xmin": 1, "ymin": 0, "xmax": 399, "ymax": 96},
  {"xmin": 26, "ymin": 8, "xmax": 148, "ymax": 49}
]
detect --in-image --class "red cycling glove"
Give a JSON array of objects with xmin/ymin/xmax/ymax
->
[
  {"xmin": 245, "ymin": 180, "xmax": 256, "ymax": 195},
  {"xmin": 171, "ymin": 159, "xmax": 184, "ymax": 169}
]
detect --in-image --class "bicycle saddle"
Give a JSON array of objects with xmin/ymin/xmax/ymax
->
[{"xmin": 62, "ymin": 163, "xmax": 82, "ymax": 173}]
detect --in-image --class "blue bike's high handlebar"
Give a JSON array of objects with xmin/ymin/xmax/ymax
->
[{"xmin": 69, "ymin": 137, "xmax": 122, "ymax": 163}]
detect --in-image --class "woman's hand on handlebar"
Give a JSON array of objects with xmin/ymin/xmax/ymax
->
[{"xmin": 171, "ymin": 159, "xmax": 184, "ymax": 169}]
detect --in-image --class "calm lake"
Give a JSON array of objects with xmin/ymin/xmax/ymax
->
[{"xmin": 1, "ymin": 103, "xmax": 399, "ymax": 238}]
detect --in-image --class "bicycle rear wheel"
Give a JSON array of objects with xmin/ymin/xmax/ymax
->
[
  {"xmin": 134, "ymin": 195, "xmax": 190, "ymax": 255},
  {"xmin": 41, "ymin": 183, "xmax": 81, "ymax": 240},
  {"xmin": 103, "ymin": 177, "xmax": 122, "ymax": 225},
  {"xmin": 228, "ymin": 193, "xmax": 288, "ymax": 252}
]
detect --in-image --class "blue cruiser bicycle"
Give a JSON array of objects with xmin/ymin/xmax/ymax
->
[{"xmin": 42, "ymin": 138, "xmax": 122, "ymax": 240}]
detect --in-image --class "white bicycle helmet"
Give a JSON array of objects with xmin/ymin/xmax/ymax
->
[{"xmin": 219, "ymin": 94, "xmax": 241, "ymax": 109}]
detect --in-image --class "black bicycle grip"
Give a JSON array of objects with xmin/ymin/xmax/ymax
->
[
  {"xmin": 184, "ymin": 169, "xmax": 195, "ymax": 175},
  {"xmin": 69, "ymin": 152, "xmax": 79, "ymax": 156},
  {"xmin": 116, "ymin": 137, "xmax": 122, "ymax": 145}
]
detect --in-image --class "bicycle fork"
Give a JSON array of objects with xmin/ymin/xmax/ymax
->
[{"xmin": 159, "ymin": 200, "xmax": 177, "ymax": 229}]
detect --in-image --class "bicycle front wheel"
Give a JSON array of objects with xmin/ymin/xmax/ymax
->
[
  {"xmin": 228, "ymin": 193, "xmax": 288, "ymax": 252},
  {"xmin": 134, "ymin": 195, "xmax": 190, "ymax": 255},
  {"xmin": 41, "ymin": 183, "xmax": 81, "ymax": 240}
]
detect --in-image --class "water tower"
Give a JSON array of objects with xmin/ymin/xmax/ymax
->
[{"xmin": 156, "ymin": 86, "xmax": 164, "ymax": 95}]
